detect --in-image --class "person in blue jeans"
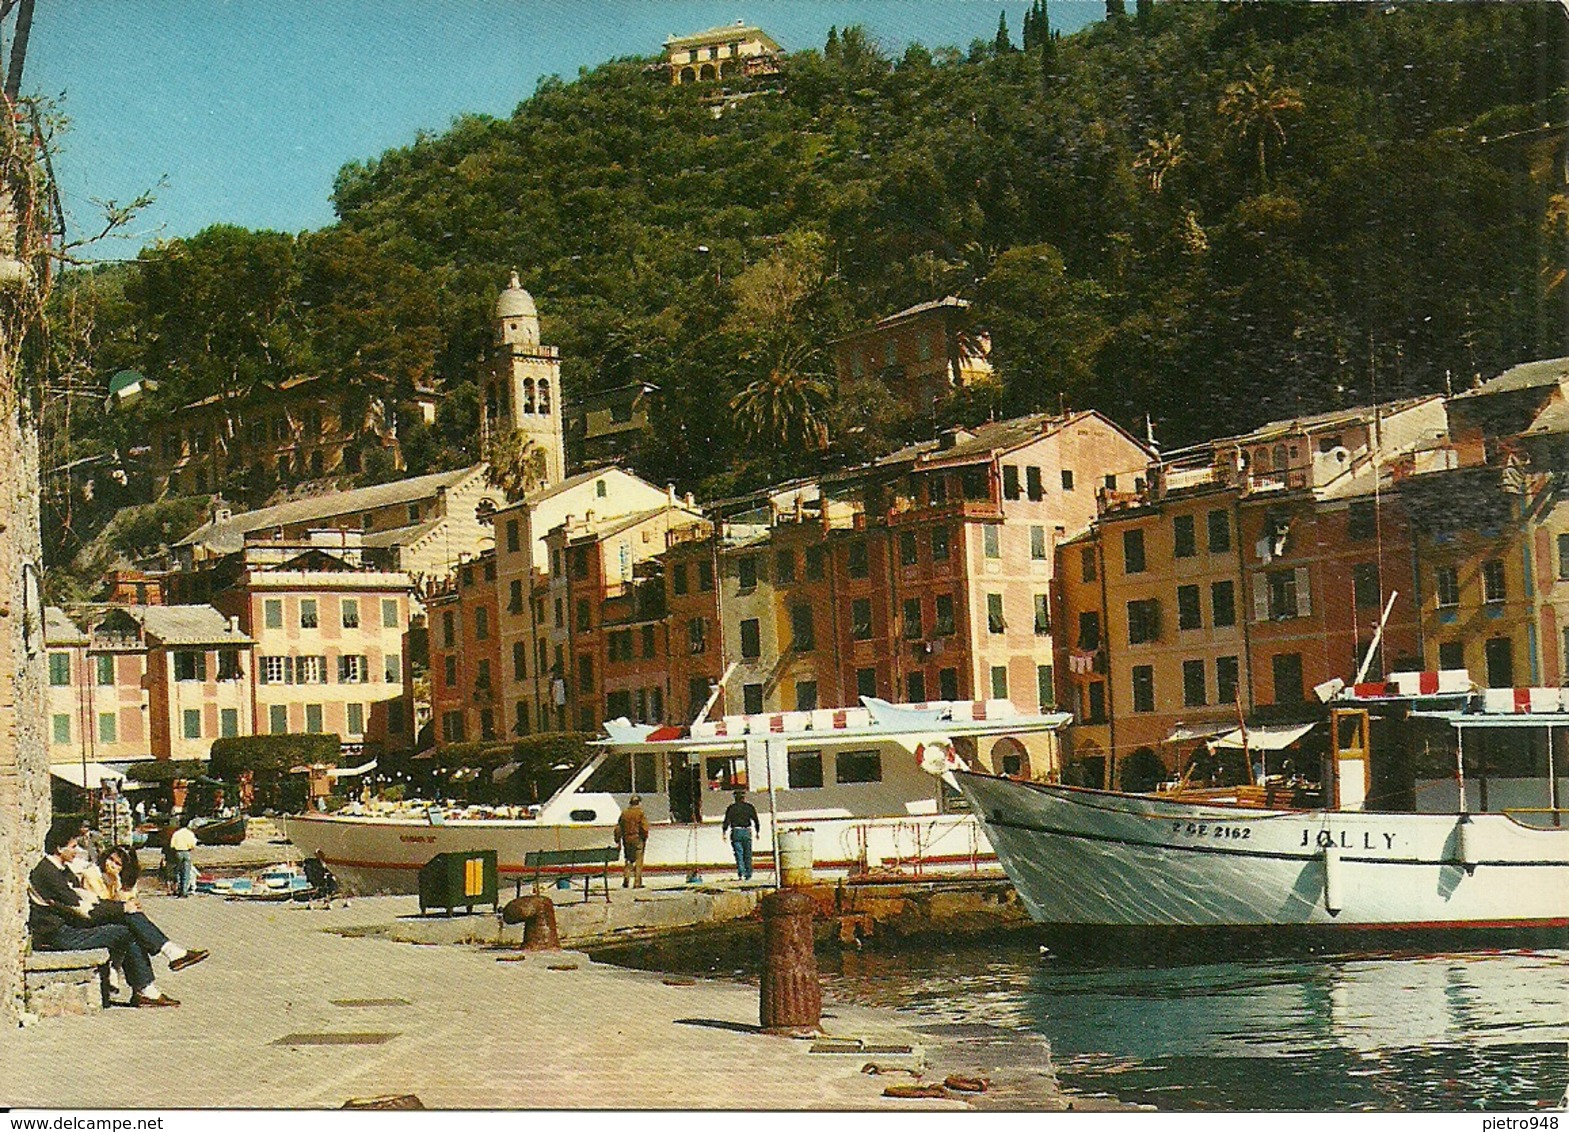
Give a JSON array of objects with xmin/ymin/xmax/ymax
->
[{"xmin": 721, "ymin": 789, "xmax": 760, "ymax": 881}]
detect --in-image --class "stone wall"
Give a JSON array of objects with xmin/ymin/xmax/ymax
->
[{"xmin": 0, "ymin": 406, "xmax": 47, "ymax": 1026}]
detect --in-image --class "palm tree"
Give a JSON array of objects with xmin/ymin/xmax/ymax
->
[
  {"xmin": 1133, "ymin": 131, "xmax": 1185, "ymax": 194},
  {"xmin": 484, "ymin": 430, "xmax": 548, "ymax": 502},
  {"xmin": 728, "ymin": 340, "xmax": 831, "ymax": 455},
  {"xmin": 1218, "ymin": 64, "xmax": 1304, "ymax": 191}
]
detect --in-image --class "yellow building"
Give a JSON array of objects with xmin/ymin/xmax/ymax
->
[{"xmin": 664, "ymin": 23, "xmax": 781, "ymax": 84}]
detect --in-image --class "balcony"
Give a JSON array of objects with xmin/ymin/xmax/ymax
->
[{"xmin": 884, "ymin": 499, "xmax": 1001, "ymax": 527}]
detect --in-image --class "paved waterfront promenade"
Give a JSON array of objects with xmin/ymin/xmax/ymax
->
[{"xmin": 1, "ymin": 887, "xmax": 1079, "ymax": 1111}]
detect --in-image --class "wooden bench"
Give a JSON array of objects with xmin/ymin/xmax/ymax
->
[
  {"xmin": 522, "ymin": 846, "xmax": 619, "ymax": 903},
  {"xmin": 23, "ymin": 947, "xmax": 113, "ymax": 1017}
]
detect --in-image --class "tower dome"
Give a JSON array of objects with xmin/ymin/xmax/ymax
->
[{"xmin": 495, "ymin": 270, "xmax": 537, "ymax": 320}]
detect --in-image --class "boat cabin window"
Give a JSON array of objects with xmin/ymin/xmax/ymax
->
[
  {"xmin": 706, "ymin": 755, "xmax": 747, "ymax": 791},
  {"xmin": 581, "ymin": 753, "xmax": 660, "ymax": 795},
  {"xmin": 787, "ymin": 750, "xmax": 824, "ymax": 789},
  {"xmin": 835, "ymin": 750, "xmax": 883, "ymax": 784}
]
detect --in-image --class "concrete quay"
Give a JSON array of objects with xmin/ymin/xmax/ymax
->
[{"xmin": 0, "ymin": 886, "xmax": 1104, "ymax": 1111}]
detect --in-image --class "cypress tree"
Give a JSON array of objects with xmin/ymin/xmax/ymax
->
[
  {"xmin": 1023, "ymin": 5, "xmax": 1035, "ymax": 49},
  {"xmin": 995, "ymin": 11, "xmax": 1012, "ymax": 53},
  {"xmin": 1136, "ymin": 0, "xmax": 1153, "ymax": 20},
  {"xmin": 825, "ymin": 25, "xmax": 839, "ymax": 60},
  {"xmin": 1106, "ymin": 0, "xmax": 1126, "ymax": 19}
]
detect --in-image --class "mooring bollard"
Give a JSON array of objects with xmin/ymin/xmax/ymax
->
[
  {"xmin": 501, "ymin": 894, "xmax": 561, "ymax": 950},
  {"xmin": 759, "ymin": 888, "xmax": 821, "ymax": 1035}
]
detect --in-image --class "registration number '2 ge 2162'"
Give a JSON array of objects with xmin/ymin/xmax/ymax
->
[{"xmin": 1171, "ymin": 821, "xmax": 1250, "ymax": 840}]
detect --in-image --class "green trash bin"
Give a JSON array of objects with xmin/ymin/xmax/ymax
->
[{"xmin": 418, "ymin": 850, "xmax": 498, "ymax": 916}]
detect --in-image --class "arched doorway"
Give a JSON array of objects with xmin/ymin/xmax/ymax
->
[
  {"xmin": 679, "ymin": 67, "xmax": 696, "ymax": 84},
  {"xmin": 989, "ymin": 737, "xmax": 1031, "ymax": 779},
  {"xmin": 1119, "ymin": 747, "xmax": 1166, "ymax": 794},
  {"xmin": 699, "ymin": 63, "xmax": 717, "ymax": 81}
]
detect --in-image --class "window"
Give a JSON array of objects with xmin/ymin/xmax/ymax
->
[
  {"xmin": 1081, "ymin": 546, "xmax": 1097, "ymax": 583},
  {"xmin": 1127, "ymin": 599, "xmax": 1160, "ymax": 644},
  {"xmin": 1211, "ymin": 581, "xmax": 1236, "ymax": 628},
  {"xmin": 174, "ymin": 651, "xmax": 206, "ymax": 682},
  {"xmin": 1207, "ymin": 509, "xmax": 1231, "ymax": 554},
  {"xmin": 738, "ymin": 556, "xmax": 758, "ymax": 590},
  {"xmin": 297, "ymin": 655, "xmax": 325, "ymax": 684},
  {"xmin": 578, "ymin": 654, "xmax": 594, "ymax": 694},
  {"xmin": 1085, "ymin": 681, "xmax": 1107, "ymax": 724},
  {"xmin": 776, "ymin": 549, "xmax": 796, "ymax": 583},
  {"xmin": 389, "ymin": 652, "xmax": 405, "ymax": 683},
  {"xmin": 856, "ymin": 668, "xmax": 877, "ymax": 699},
  {"xmin": 475, "ymin": 659, "xmax": 492, "ymax": 689},
  {"xmin": 930, "ymin": 527, "xmax": 950, "ymax": 561},
  {"xmin": 1348, "ymin": 502, "xmax": 1376, "ymax": 540},
  {"xmin": 688, "ymin": 617, "xmax": 708, "ymax": 654},
  {"xmin": 1173, "ymin": 515, "xmax": 1196, "ymax": 558},
  {"xmin": 836, "ymin": 750, "xmax": 883, "ymax": 784},
  {"xmin": 672, "ymin": 563, "xmax": 689, "ymax": 596},
  {"xmin": 1034, "ymin": 593, "xmax": 1051, "ymax": 635},
  {"xmin": 52, "ymin": 714, "xmax": 70, "ymax": 744},
  {"xmin": 269, "ymin": 704, "xmax": 289, "ymax": 734},
  {"xmin": 907, "ymin": 671, "xmax": 926, "ymax": 702},
  {"xmin": 339, "ymin": 655, "xmax": 367, "ymax": 683},
  {"xmin": 441, "ymin": 711, "xmax": 464, "ymax": 743},
  {"xmin": 264, "ymin": 599, "xmax": 283, "ymax": 629},
  {"xmin": 508, "ymin": 580, "xmax": 524, "ymax": 614},
  {"xmin": 1485, "ymin": 636, "xmax": 1513, "ymax": 688},
  {"xmin": 504, "ymin": 519, "xmax": 521, "ymax": 554},
  {"xmin": 218, "ymin": 649, "xmax": 241, "ymax": 680},
  {"xmin": 442, "ymin": 611, "xmax": 456, "ymax": 648},
  {"xmin": 1264, "ymin": 568, "xmax": 1309, "ymax": 620},
  {"xmin": 382, "ymin": 599, "xmax": 399, "ymax": 628},
  {"xmin": 934, "ymin": 594, "xmax": 956, "ymax": 636},
  {"xmin": 1031, "ymin": 526, "xmax": 1047, "ymax": 561},
  {"xmin": 511, "ymin": 701, "xmax": 527, "ymax": 736},
  {"xmin": 987, "ymin": 593, "xmax": 1005, "ymax": 634},
  {"xmin": 300, "ymin": 599, "xmax": 318, "ymax": 629},
  {"xmin": 698, "ymin": 561, "xmax": 715, "ymax": 592},
  {"xmin": 1353, "ymin": 562, "xmax": 1380, "ymax": 609},
  {"xmin": 852, "ymin": 599, "xmax": 873, "ymax": 640},
  {"xmin": 1061, "ymin": 469, "xmax": 1075, "ymax": 491},
  {"xmin": 444, "ymin": 655, "xmax": 458, "ymax": 687},
  {"xmin": 939, "ymin": 667, "xmax": 959, "ymax": 700},
  {"xmin": 554, "ymin": 599, "xmax": 564, "ymax": 628},
  {"xmin": 899, "ymin": 531, "xmax": 918, "ymax": 567},
  {"xmin": 1483, "ymin": 559, "xmax": 1507, "ymax": 603},
  {"xmin": 262, "ymin": 655, "xmax": 287, "ymax": 685},
  {"xmin": 983, "ymin": 525, "xmax": 1001, "ymax": 559},
  {"xmin": 576, "ymin": 599, "xmax": 591, "ymax": 632},
  {"xmin": 1435, "ymin": 565, "xmax": 1460, "ymax": 608},
  {"xmin": 305, "ymin": 704, "xmax": 324, "ymax": 733},
  {"xmin": 903, "ymin": 598, "xmax": 923, "ymax": 640},
  {"xmin": 991, "ymin": 665, "xmax": 1008, "ymax": 699},
  {"xmin": 1183, "ymin": 660, "xmax": 1206, "ymax": 707},
  {"xmin": 791, "ymin": 604, "xmax": 815, "ymax": 651},
  {"xmin": 475, "ymin": 607, "xmax": 490, "ymax": 640},
  {"xmin": 788, "ymin": 749, "xmax": 824, "ymax": 788},
  {"xmin": 1123, "ymin": 529, "xmax": 1146, "ymax": 574},
  {"xmin": 1170, "ymin": 584, "xmax": 1202, "ymax": 632},
  {"xmin": 794, "ymin": 680, "xmax": 818, "ymax": 711},
  {"xmin": 339, "ymin": 702, "xmax": 362, "ymax": 737},
  {"xmin": 1002, "ymin": 465, "xmax": 1021, "ymax": 500},
  {"xmin": 1036, "ymin": 664, "xmax": 1055, "ymax": 708},
  {"xmin": 1439, "ymin": 640, "xmax": 1465, "ymax": 671},
  {"xmin": 1131, "ymin": 666, "xmax": 1155, "ymax": 712},
  {"xmin": 341, "ymin": 599, "xmax": 359, "ymax": 629},
  {"xmin": 48, "ymin": 652, "xmax": 69, "ymax": 686},
  {"xmin": 1026, "ymin": 466, "xmax": 1044, "ymax": 501},
  {"xmin": 740, "ymin": 619, "xmax": 761, "ymax": 659},
  {"xmin": 571, "ymin": 548, "xmax": 590, "ymax": 580},
  {"xmin": 805, "ymin": 547, "xmax": 825, "ymax": 580},
  {"xmin": 1077, "ymin": 611, "xmax": 1101, "ymax": 651},
  {"xmin": 1561, "ymin": 534, "xmax": 1569, "ymax": 580},
  {"xmin": 1272, "ymin": 653, "xmax": 1304, "ymax": 704},
  {"xmin": 1216, "ymin": 656, "xmax": 1239, "ymax": 704},
  {"xmin": 961, "ymin": 467, "xmax": 988, "ymax": 500},
  {"xmin": 96, "ymin": 654, "xmax": 115, "ymax": 686},
  {"xmin": 743, "ymin": 683, "xmax": 764, "ymax": 714},
  {"xmin": 98, "ymin": 712, "xmax": 117, "ymax": 744},
  {"xmin": 609, "ymin": 630, "xmax": 633, "ymax": 663},
  {"xmin": 848, "ymin": 541, "xmax": 869, "ymax": 578}
]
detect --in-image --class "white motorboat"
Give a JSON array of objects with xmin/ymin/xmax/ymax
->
[
  {"xmin": 283, "ymin": 698, "xmax": 1069, "ymax": 894},
  {"xmin": 956, "ymin": 671, "xmax": 1569, "ymax": 935}
]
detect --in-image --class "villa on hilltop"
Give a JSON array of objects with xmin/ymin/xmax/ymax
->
[{"xmin": 664, "ymin": 22, "xmax": 781, "ymax": 84}]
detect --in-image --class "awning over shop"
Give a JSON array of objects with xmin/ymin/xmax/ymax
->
[
  {"xmin": 50, "ymin": 763, "xmax": 126, "ymax": 789},
  {"xmin": 1212, "ymin": 722, "xmax": 1317, "ymax": 751},
  {"xmin": 1166, "ymin": 722, "xmax": 1234, "ymax": 744}
]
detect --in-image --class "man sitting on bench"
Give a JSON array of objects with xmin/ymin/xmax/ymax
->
[{"xmin": 29, "ymin": 821, "xmax": 185, "ymax": 1007}]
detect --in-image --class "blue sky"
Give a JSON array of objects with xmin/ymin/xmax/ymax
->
[{"xmin": 26, "ymin": 1, "xmax": 1102, "ymax": 261}]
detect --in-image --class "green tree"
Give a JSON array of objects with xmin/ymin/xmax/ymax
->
[
  {"xmin": 995, "ymin": 11, "xmax": 1012, "ymax": 54},
  {"xmin": 1218, "ymin": 64, "xmax": 1305, "ymax": 192}
]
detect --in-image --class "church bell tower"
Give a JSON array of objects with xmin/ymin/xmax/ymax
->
[{"xmin": 485, "ymin": 270, "xmax": 565, "ymax": 487}]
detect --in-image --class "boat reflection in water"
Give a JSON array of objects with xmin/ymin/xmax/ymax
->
[{"xmin": 821, "ymin": 942, "xmax": 1569, "ymax": 1111}]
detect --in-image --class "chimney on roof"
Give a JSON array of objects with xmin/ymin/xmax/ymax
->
[
  {"xmin": 667, "ymin": 483, "xmax": 677, "ymax": 504},
  {"xmin": 585, "ymin": 510, "xmax": 596, "ymax": 527},
  {"xmin": 212, "ymin": 501, "xmax": 232, "ymax": 524},
  {"xmin": 685, "ymin": 492, "xmax": 695, "ymax": 508},
  {"xmin": 228, "ymin": 615, "xmax": 239, "ymax": 635}
]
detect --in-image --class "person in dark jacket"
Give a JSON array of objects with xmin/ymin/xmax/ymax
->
[
  {"xmin": 29, "ymin": 822, "xmax": 178, "ymax": 1007},
  {"xmin": 721, "ymin": 790, "xmax": 760, "ymax": 881}
]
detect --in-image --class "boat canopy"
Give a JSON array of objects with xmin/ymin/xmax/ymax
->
[
  {"xmin": 1212, "ymin": 722, "xmax": 1317, "ymax": 750},
  {"xmin": 1409, "ymin": 710, "xmax": 1569, "ymax": 729}
]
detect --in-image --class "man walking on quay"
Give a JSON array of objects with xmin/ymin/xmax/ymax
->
[
  {"xmin": 168, "ymin": 818, "xmax": 197, "ymax": 897},
  {"xmin": 614, "ymin": 795, "xmax": 650, "ymax": 888},
  {"xmin": 722, "ymin": 789, "xmax": 760, "ymax": 881}
]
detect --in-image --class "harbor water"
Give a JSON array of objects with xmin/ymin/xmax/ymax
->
[{"xmin": 820, "ymin": 939, "xmax": 1569, "ymax": 1111}]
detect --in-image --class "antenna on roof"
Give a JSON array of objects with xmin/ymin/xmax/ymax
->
[{"xmin": 1145, "ymin": 413, "xmax": 1157, "ymax": 453}]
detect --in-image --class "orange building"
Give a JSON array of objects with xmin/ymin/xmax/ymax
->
[
  {"xmin": 828, "ymin": 297, "xmax": 992, "ymax": 415},
  {"xmin": 427, "ymin": 551, "xmax": 502, "ymax": 745}
]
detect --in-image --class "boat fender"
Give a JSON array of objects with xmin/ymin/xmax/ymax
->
[
  {"xmin": 1455, "ymin": 813, "xmax": 1476, "ymax": 875},
  {"xmin": 1321, "ymin": 846, "xmax": 1343, "ymax": 916}
]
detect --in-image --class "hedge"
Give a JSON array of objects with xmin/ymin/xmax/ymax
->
[
  {"xmin": 431, "ymin": 732, "xmax": 597, "ymax": 773},
  {"xmin": 209, "ymin": 734, "xmax": 341, "ymax": 778},
  {"xmin": 125, "ymin": 760, "xmax": 208, "ymax": 784}
]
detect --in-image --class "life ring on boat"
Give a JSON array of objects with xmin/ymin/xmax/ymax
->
[{"xmin": 915, "ymin": 738, "xmax": 955, "ymax": 776}]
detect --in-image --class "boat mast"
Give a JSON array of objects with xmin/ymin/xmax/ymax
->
[{"xmin": 1354, "ymin": 590, "xmax": 1399, "ymax": 686}]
